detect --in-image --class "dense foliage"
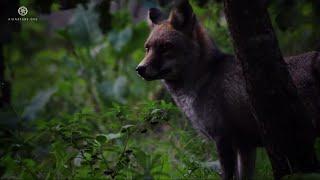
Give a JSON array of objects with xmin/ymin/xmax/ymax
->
[{"xmin": 1, "ymin": 0, "xmax": 319, "ymax": 179}]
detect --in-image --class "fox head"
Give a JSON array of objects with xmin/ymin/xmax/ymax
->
[{"xmin": 136, "ymin": 0, "xmax": 204, "ymax": 81}]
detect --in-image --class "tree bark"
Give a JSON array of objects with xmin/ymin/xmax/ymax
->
[
  {"xmin": 0, "ymin": 44, "xmax": 11, "ymax": 108},
  {"xmin": 223, "ymin": 0, "xmax": 319, "ymax": 178}
]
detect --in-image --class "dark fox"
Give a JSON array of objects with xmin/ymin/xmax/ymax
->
[{"xmin": 136, "ymin": 0, "xmax": 320, "ymax": 179}]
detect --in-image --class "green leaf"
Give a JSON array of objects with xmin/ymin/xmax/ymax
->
[
  {"xmin": 83, "ymin": 152, "xmax": 92, "ymax": 161},
  {"xmin": 113, "ymin": 76, "xmax": 128, "ymax": 104},
  {"xmin": 106, "ymin": 133, "xmax": 122, "ymax": 140},
  {"xmin": 96, "ymin": 134, "xmax": 108, "ymax": 143},
  {"xmin": 22, "ymin": 88, "xmax": 57, "ymax": 120},
  {"xmin": 122, "ymin": 124, "xmax": 135, "ymax": 130},
  {"xmin": 68, "ymin": 3, "xmax": 103, "ymax": 47},
  {"xmin": 108, "ymin": 27, "xmax": 133, "ymax": 52}
]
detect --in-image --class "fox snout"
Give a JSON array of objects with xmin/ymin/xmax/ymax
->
[
  {"xmin": 136, "ymin": 61, "xmax": 158, "ymax": 81},
  {"xmin": 136, "ymin": 64, "xmax": 162, "ymax": 81},
  {"xmin": 136, "ymin": 58, "xmax": 173, "ymax": 81},
  {"xmin": 136, "ymin": 65, "xmax": 150, "ymax": 80},
  {"xmin": 136, "ymin": 65, "xmax": 146, "ymax": 77}
]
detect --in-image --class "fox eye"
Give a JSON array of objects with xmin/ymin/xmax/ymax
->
[{"xmin": 145, "ymin": 45, "xmax": 150, "ymax": 53}]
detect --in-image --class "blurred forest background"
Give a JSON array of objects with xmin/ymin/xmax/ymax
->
[{"xmin": 0, "ymin": 0, "xmax": 320, "ymax": 179}]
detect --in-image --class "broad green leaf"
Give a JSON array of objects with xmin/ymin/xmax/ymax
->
[
  {"xmin": 96, "ymin": 134, "xmax": 108, "ymax": 143},
  {"xmin": 22, "ymin": 88, "xmax": 57, "ymax": 120},
  {"xmin": 68, "ymin": 3, "xmax": 103, "ymax": 47},
  {"xmin": 108, "ymin": 27, "xmax": 133, "ymax": 52},
  {"xmin": 106, "ymin": 133, "xmax": 122, "ymax": 140}
]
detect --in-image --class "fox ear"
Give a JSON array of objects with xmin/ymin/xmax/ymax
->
[
  {"xmin": 169, "ymin": 0, "xmax": 196, "ymax": 34},
  {"xmin": 148, "ymin": 8, "xmax": 164, "ymax": 28}
]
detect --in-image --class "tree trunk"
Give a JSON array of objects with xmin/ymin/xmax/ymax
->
[
  {"xmin": 0, "ymin": 43, "xmax": 11, "ymax": 108},
  {"xmin": 223, "ymin": 0, "xmax": 319, "ymax": 178}
]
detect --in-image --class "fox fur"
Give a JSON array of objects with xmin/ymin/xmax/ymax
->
[{"xmin": 136, "ymin": 1, "xmax": 320, "ymax": 179}]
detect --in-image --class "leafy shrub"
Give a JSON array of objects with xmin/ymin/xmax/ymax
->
[{"xmin": 0, "ymin": 101, "xmax": 221, "ymax": 179}]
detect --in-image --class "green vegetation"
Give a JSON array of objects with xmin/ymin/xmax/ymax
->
[{"xmin": 0, "ymin": 0, "xmax": 319, "ymax": 179}]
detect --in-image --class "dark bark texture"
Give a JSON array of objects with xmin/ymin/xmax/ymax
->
[
  {"xmin": 0, "ymin": 44, "xmax": 11, "ymax": 108},
  {"xmin": 223, "ymin": 0, "xmax": 319, "ymax": 178}
]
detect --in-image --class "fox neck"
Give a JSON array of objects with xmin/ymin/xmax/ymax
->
[{"xmin": 164, "ymin": 24, "xmax": 224, "ymax": 94}]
